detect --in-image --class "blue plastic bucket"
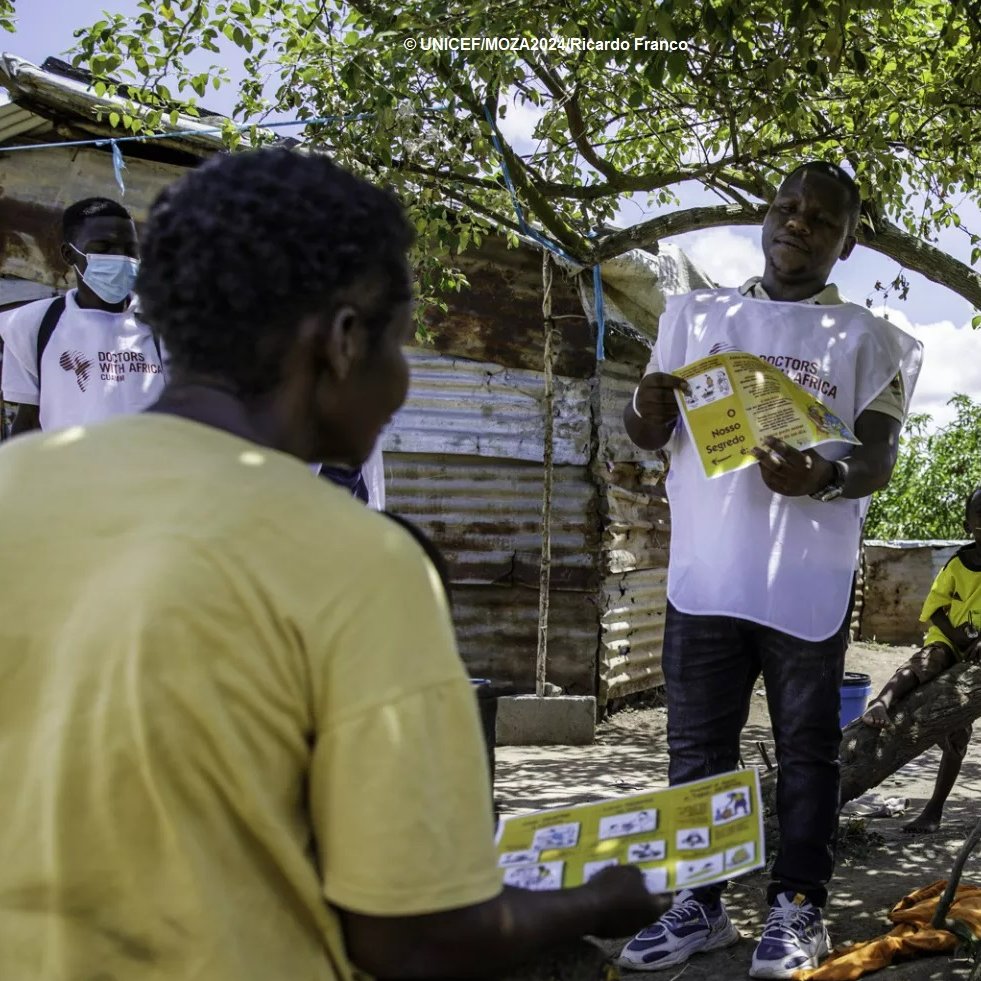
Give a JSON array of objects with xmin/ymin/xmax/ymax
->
[{"xmin": 840, "ymin": 672, "xmax": 873, "ymax": 728}]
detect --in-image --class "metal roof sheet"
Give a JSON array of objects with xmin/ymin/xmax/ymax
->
[
  {"xmin": 388, "ymin": 350, "xmax": 592, "ymax": 465},
  {"xmin": 0, "ymin": 53, "xmax": 232, "ymax": 157}
]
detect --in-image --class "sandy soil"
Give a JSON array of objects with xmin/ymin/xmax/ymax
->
[{"xmin": 494, "ymin": 642, "xmax": 980, "ymax": 980}]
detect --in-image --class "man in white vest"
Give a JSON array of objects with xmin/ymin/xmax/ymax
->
[
  {"xmin": 0, "ymin": 198, "xmax": 166, "ymax": 435},
  {"xmin": 619, "ymin": 162, "xmax": 922, "ymax": 979}
]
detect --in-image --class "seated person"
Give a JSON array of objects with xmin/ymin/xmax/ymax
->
[
  {"xmin": 0, "ymin": 147, "xmax": 666, "ymax": 980},
  {"xmin": 862, "ymin": 485, "xmax": 981, "ymax": 833}
]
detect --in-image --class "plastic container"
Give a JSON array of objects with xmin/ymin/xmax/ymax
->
[{"xmin": 840, "ymin": 672, "xmax": 873, "ymax": 728}]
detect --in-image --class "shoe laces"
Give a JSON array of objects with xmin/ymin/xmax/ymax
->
[
  {"xmin": 660, "ymin": 896, "xmax": 713, "ymax": 928},
  {"xmin": 762, "ymin": 902, "xmax": 816, "ymax": 940}
]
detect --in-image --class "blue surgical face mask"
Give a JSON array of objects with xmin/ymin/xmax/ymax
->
[{"xmin": 71, "ymin": 245, "xmax": 139, "ymax": 304}]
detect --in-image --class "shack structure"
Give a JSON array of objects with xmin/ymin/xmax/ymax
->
[{"xmin": 0, "ymin": 53, "xmax": 713, "ymax": 705}]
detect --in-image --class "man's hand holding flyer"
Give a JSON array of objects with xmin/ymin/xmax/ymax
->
[{"xmin": 672, "ymin": 352, "xmax": 860, "ymax": 479}]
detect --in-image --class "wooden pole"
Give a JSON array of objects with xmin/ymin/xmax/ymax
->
[{"xmin": 535, "ymin": 251, "xmax": 556, "ymax": 698}]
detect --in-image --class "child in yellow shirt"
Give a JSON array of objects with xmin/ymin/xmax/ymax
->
[{"xmin": 862, "ymin": 486, "xmax": 981, "ymax": 832}]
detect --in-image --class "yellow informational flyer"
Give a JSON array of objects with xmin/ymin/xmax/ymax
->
[
  {"xmin": 495, "ymin": 769, "xmax": 764, "ymax": 894},
  {"xmin": 672, "ymin": 352, "xmax": 860, "ymax": 480}
]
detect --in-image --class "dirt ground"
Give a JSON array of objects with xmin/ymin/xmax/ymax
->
[{"xmin": 494, "ymin": 642, "xmax": 981, "ymax": 980}]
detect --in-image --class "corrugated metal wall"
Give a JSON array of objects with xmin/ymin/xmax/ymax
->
[
  {"xmin": 385, "ymin": 352, "xmax": 591, "ymax": 465},
  {"xmin": 385, "ymin": 342, "xmax": 673, "ymax": 703},
  {"xmin": 384, "ymin": 350, "xmax": 602, "ymax": 695},
  {"xmin": 0, "ymin": 145, "xmax": 185, "ymax": 289},
  {"xmin": 593, "ymin": 359, "xmax": 671, "ymax": 704},
  {"xmin": 384, "ymin": 452, "xmax": 598, "ymax": 589}
]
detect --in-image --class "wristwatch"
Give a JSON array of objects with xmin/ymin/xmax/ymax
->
[{"xmin": 810, "ymin": 460, "xmax": 846, "ymax": 502}]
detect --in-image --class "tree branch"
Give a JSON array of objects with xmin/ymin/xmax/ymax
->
[
  {"xmin": 529, "ymin": 134, "xmax": 840, "ymax": 201},
  {"xmin": 526, "ymin": 57, "xmax": 620, "ymax": 180},
  {"xmin": 865, "ymin": 218, "xmax": 981, "ymax": 310},
  {"xmin": 839, "ymin": 663, "xmax": 981, "ymax": 804},
  {"xmin": 591, "ymin": 205, "xmax": 981, "ymax": 310},
  {"xmin": 440, "ymin": 188, "xmax": 525, "ymax": 239},
  {"xmin": 391, "ymin": 159, "xmax": 504, "ymax": 193},
  {"xmin": 591, "ymin": 204, "xmax": 769, "ymax": 261}
]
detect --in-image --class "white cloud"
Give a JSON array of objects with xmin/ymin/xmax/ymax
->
[
  {"xmin": 681, "ymin": 228, "xmax": 764, "ymax": 287},
  {"xmin": 872, "ymin": 306, "xmax": 981, "ymax": 430},
  {"xmin": 496, "ymin": 97, "xmax": 545, "ymax": 157}
]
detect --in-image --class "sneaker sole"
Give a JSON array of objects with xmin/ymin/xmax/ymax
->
[
  {"xmin": 748, "ymin": 934, "xmax": 831, "ymax": 979},
  {"xmin": 618, "ymin": 920, "xmax": 741, "ymax": 972}
]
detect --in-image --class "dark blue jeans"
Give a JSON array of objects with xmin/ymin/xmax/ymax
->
[{"xmin": 663, "ymin": 601, "xmax": 849, "ymax": 908}]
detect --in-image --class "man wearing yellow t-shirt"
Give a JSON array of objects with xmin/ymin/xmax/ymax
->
[{"xmin": 0, "ymin": 149, "xmax": 664, "ymax": 980}]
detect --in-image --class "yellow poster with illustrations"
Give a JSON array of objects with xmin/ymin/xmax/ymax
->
[
  {"xmin": 672, "ymin": 352, "xmax": 860, "ymax": 480},
  {"xmin": 495, "ymin": 769, "xmax": 764, "ymax": 894}
]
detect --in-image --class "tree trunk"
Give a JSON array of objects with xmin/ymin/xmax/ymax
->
[{"xmin": 839, "ymin": 662, "xmax": 981, "ymax": 804}]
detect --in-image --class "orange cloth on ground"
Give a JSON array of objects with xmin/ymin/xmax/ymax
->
[{"xmin": 793, "ymin": 881, "xmax": 981, "ymax": 980}]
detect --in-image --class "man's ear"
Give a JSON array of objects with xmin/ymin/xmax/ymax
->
[
  {"xmin": 320, "ymin": 303, "xmax": 369, "ymax": 382},
  {"xmin": 61, "ymin": 242, "xmax": 80, "ymax": 268},
  {"xmin": 839, "ymin": 234, "xmax": 857, "ymax": 261}
]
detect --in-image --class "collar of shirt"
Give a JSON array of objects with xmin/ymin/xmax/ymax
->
[{"xmin": 739, "ymin": 277, "xmax": 843, "ymax": 305}]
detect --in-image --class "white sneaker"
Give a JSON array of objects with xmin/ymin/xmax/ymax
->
[
  {"xmin": 749, "ymin": 892, "xmax": 831, "ymax": 978},
  {"xmin": 618, "ymin": 889, "xmax": 740, "ymax": 971}
]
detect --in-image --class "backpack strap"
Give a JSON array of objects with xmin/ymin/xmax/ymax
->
[{"xmin": 35, "ymin": 296, "xmax": 67, "ymax": 392}]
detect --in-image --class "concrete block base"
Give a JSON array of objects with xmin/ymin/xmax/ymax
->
[{"xmin": 496, "ymin": 694, "xmax": 596, "ymax": 746}]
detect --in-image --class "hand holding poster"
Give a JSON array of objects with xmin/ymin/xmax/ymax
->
[
  {"xmin": 495, "ymin": 769, "xmax": 764, "ymax": 894},
  {"xmin": 672, "ymin": 352, "xmax": 859, "ymax": 480}
]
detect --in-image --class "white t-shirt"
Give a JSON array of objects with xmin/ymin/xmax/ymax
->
[
  {"xmin": 651, "ymin": 288, "xmax": 922, "ymax": 641},
  {"xmin": 0, "ymin": 291, "xmax": 166, "ymax": 431}
]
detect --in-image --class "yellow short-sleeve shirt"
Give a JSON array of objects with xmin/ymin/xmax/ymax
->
[
  {"xmin": 920, "ymin": 547, "xmax": 981, "ymax": 653},
  {"xmin": 0, "ymin": 415, "xmax": 502, "ymax": 980}
]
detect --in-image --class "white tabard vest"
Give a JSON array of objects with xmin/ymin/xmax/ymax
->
[{"xmin": 655, "ymin": 288, "xmax": 923, "ymax": 641}]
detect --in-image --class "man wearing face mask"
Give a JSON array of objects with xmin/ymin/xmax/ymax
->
[{"xmin": 0, "ymin": 197, "xmax": 165, "ymax": 435}]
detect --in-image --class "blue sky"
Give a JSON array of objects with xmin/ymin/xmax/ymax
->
[{"xmin": 6, "ymin": 0, "xmax": 979, "ymax": 426}]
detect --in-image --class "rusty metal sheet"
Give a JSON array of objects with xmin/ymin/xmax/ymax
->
[
  {"xmin": 860, "ymin": 540, "xmax": 968, "ymax": 645},
  {"xmin": 384, "ymin": 452, "xmax": 599, "ymax": 590},
  {"xmin": 599, "ymin": 477, "xmax": 670, "ymax": 575},
  {"xmin": 387, "ymin": 350, "xmax": 592, "ymax": 465},
  {"xmin": 598, "ymin": 567, "xmax": 668, "ymax": 704},
  {"xmin": 0, "ymin": 146, "xmax": 186, "ymax": 288},
  {"xmin": 426, "ymin": 234, "xmax": 596, "ymax": 379},
  {"xmin": 596, "ymin": 358, "xmax": 654, "ymax": 463},
  {"xmin": 450, "ymin": 584, "xmax": 598, "ymax": 695},
  {"xmin": 0, "ymin": 101, "xmax": 47, "ymax": 144}
]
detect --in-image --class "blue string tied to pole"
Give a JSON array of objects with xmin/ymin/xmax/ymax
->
[
  {"xmin": 592, "ymin": 263, "xmax": 607, "ymax": 362},
  {"xmin": 481, "ymin": 102, "xmax": 607, "ymax": 363}
]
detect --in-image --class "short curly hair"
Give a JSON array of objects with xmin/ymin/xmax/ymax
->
[
  {"xmin": 62, "ymin": 197, "xmax": 132, "ymax": 244},
  {"xmin": 136, "ymin": 148, "xmax": 415, "ymax": 395}
]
